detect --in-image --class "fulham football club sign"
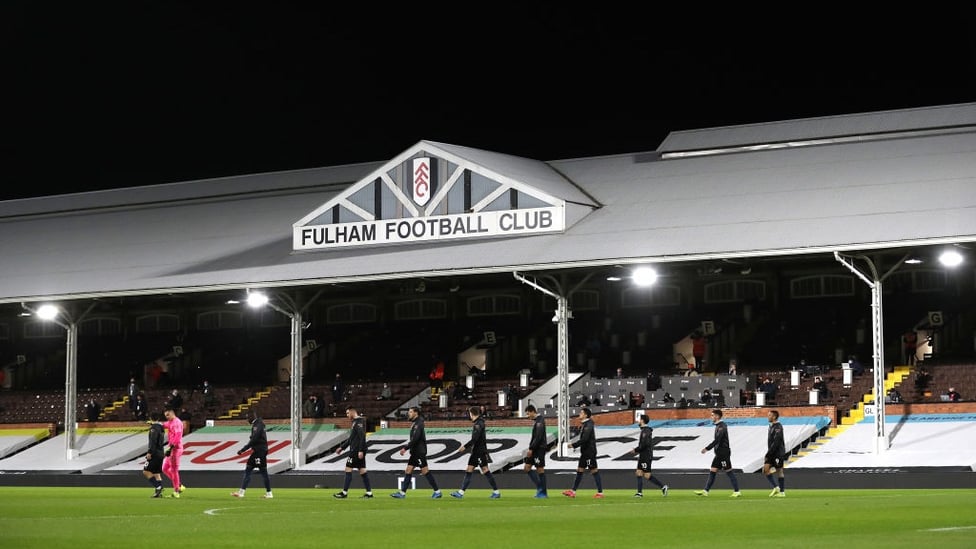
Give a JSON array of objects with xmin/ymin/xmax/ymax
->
[{"xmin": 293, "ymin": 142, "xmax": 570, "ymax": 251}]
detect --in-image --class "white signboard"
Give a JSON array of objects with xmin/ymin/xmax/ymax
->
[{"xmin": 294, "ymin": 206, "xmax": 564, "ymax": 250}]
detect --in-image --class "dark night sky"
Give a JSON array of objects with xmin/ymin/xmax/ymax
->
[{"xmin": 3, "ymin": 3, "xmax": 976, "ymax": 200}]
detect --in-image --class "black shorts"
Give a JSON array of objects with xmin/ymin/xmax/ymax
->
[
  {"xmin": 524, "ymin": 449, "xmax": 546, "ymax": 468},
  {"xmin": 637, "ymin": 457, "xmax": 653, "ymax": 473},
  {"xmin": 406, "ymin": 454, "xmax": 428, "ymax": 469},
  {"xmin": 345, "ymin": 456, "xmax": 367, "ymax": 469},
  {"xmin": 144, "ymin": 455, "xmax": 163, "ymax": 475},
  {"xmin": 764, "ymin": 455, "xmax": 785, "ymax": 469},
  {"xmin": 467, "ymin": 452, "xmax": 492, "ymax": 468},
  {"xmin": 247, "ymin": 452, "xmax": 268, "ymax": 471},
  {"xmin": 710, "ymin": 455, "xmax": 733, "ymax": 470},
  {"xmin": 576, "ymin": 455, "xmax": 598, "ymax": 470}
]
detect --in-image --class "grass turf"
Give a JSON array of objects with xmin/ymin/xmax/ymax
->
[{"xmin": 1, "ymin": 487, "xmax": 974, "ymax": 548}]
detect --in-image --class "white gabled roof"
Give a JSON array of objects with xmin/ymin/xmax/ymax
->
[{"xmin": 2, "ymin": 104, "xmax": 975, "ymax": 304}]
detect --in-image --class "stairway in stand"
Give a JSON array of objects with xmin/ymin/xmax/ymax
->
[
  {"xmin": 219, "ymin": 386, "xmax": 274, "ymax": 420},
  {"xmin": 789, "ymin": 365, "xmax": 911, "ymax": 463}
]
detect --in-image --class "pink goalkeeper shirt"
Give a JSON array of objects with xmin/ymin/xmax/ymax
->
[{"xmin": 163, "ymin": 417, "xmax": 184, "ymax": 448}]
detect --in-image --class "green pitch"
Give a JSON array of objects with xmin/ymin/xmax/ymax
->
[{"xmin": 1, "ymin": 487, "xmax": 974, "ymax": 548}]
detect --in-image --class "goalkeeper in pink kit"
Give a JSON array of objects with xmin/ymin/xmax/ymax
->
[{"xmin": 162, "ymin": 406, "xmax": 186, "ymax": 498}]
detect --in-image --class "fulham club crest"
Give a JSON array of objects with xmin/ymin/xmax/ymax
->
[{"xmin": 412, "ymin": 157, "xmax": 431, "ymax": 206}]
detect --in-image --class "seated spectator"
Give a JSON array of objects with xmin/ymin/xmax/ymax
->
[
  {"xmin": 630, "ymin": 392, "xmax": 644, "ymax": 408},
  {"xmin": 700, "ymin": 388, "xmax": 714, "ymax": 405},
  {"xmin": 727, "ymin": 359, "xmax": 738, "ymax": 376},
  {"xmin": 848, "ymin": 355, "xmax": 865, "ymax": 376},
  {"xmin": 947, "ymin": 387, "xmax": 961, "ymax": 402},
  {"xmin": 575, "ymin": 393, "xmax": 592, "ymax": 407},
  {"xmin": 303, "ymin": 394, "xmax": 319, "ymax": 417},
  {"xmin": 886, "ymin": 388, "xmax": 903, "ymax": 403},
  {"xmin": 661, "ymin": 392, "xmax": 675, "ymax": 403},
  {"xmin": 376, "ymin": 383, "xmax": 392, "ymax": 401},
  {"xmin": 615, "ymin": 393, "xmax": 628, "ymax": 406}
]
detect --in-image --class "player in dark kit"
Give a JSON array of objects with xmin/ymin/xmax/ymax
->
[
  {"xmin": 143, "ymin": 412, "xmax": 166, "ymax": 498},
  {"xmin": 391, "ymin": 406, "xmax": 442, "ymax": 499},
  {"xmin": 630, "ymin": 414, "xmax": 669, "ymax": 498},
  {"xmin": 231, "ymin": 409, "xmax": 273, "ymax": 499},
  {"xmin": 764, "ymin": 409, "xmax": 787, "ymax": 497},
  {"xmin": 450, "ymin": 406, "xmax": 501, "ymax": 499},
  {"xmin": 695, "ymin": 409, "xmax": 741, "ymax": 497},
  {"xmin": 523, "ymin": 404, "xmax": 549, "ymax": 498},
  {"xmin": 563, "ymin": 407, "xmax": 604, "ymax": 499},
  {"xmin": 334, "ymin": 406, "xmax": 373, "ymax": 499}
]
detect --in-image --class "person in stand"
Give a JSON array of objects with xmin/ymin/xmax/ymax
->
[
  {"xmin": 166, "ymin": 388, "xmax": 183, "ymax": 411},
  {"xmin": 143, "ymin": 411, "xmax": 166, "ymax": 498},
  {"xmin": 763, "ymin": 410, "xmax": 786, "ymax": 497},
  {"xmin": 128, "ymin": 377, "xmax": 139, "ymax": 414},
  {"xmin": 727, "ymin": 359, "xmax": 738, "ymax": 376},
  {"xmin": 133, "ymin": 393, "xmax": 148, "ymax": 421},
  {"xmin": 903, "ymin": 330, "xmax": 918, "ymax": 366},
  {"xmin": 333, "ymin": 406, "xmax": 373, "ymax": 499},
  {"xmin": 848, "ymin": 355, "xmax": 865, "ymax": 376},
  {"xmin": 162, "ymin": 406, "xmax": 186, "ymax": 498},
  {"xmin": 202, "ymin": 380, "xmax": 216, "ymax": 410},
  {"xmin": 376, "ymin": 383, "xmax": 392, "ymax": 401},
  {"xmin": 812, "ymin": 376, "xmax": 830, "ymax": 400},
  {"xmin": 695, "ymin": 409, "xmax": 741, "ymax": 498},
  {"xmin": 915, "ymin": 366, "xmax": 932, "ymax": 393},
  {"xmin": 947, "ymin": 387, "xmax": 961, "ymax": 402},
  {"xmin": 331, "ymin": 374, "xmax": 345, "ymax": 406},
  {"xmin": 615, "ymin": 367, "xmax": 624, "ymax": 379},
  {"xmin": 630, "ymin": 414, "xmax": 669, "ymax": 498},
  {"xmin": 231, "ymin": 409, "xmax": 273, "ymax": 499},
  {"xmin": 390, "ymin": 406, "xmax": 441, "ymax": 499},
  {"xmin": 562, "ymin": 407, "xmax": 604, "ymax": 499},
  {"xmin": 85, "ymin": 397, "xmax": 100, "ymax": 422},
  {"xmin": 450, "ymin": 406, "xmax": 501, "ymax": 499},
  {"xmin": 523, "ymin": 404, "xmax": 549, "ymax": 498},
  {"xmin": 691, "ymin": 330, "xmax": 707, "ymax": 372},
  {"xmin": 303, "ymin": 394, "xmax": 319, "ymax": 418}
]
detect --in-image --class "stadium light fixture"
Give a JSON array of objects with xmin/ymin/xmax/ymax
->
[{"xmin": 632, "ymin": 266, "xmax": 658, "ymax": 287}]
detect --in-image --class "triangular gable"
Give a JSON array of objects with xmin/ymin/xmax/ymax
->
[{"xmin": 293, "ymin": 141, "xmax": 581, "ymax": 251}]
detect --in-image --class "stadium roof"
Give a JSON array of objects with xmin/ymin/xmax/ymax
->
[{"xmin": 2, "ymin": 103, "xmax": 975, "ymax": 304}]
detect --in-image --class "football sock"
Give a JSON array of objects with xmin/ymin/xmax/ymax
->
[
  {"xmin": 343, "ymin": 472, "xmax": 352, "ymax": 491},
  {"xmin": 727, "ymin": 472, "xmax": 740, "ymax": 491},
  {"xmin": 649, "ymin": 476, "xmax": 664, "ymax": 488},
  {"xmin": 461, "ymin": 472, "xmax": 472, "ymax": 491},
  {"xmin": 538, "ymin": 473, "xmax": 547, "ymax": 492},
  {"xmin": 778, "ymin": 478, "xmax": 786, "ymax": 492},
  {"xmin": 705, "ymin": 472, "xmax": 717, "ymax": 491},
  {"xmin": 361, "ymin": 473, "xmax": 372, "ymax": 492},
  {"xmin": 593, "ymin": 472, "xmax": 603, "ymax": 492},
  {"xmin": 572, "ymin": 472, "xmax": 583, "ymax": 491},
  {"xmin": 425, "ymin": 472, "xmax": 439, "ymax": 491},
  {"xmin": 636, "ymin": 477, "xmax": 643, "ymax": 492},
  {"xmin": 485, "ymin": 472, "xmax": 498, "ymax": 491},
  {"xmin": 527, "ymin": 470, "xmax": 541, "ymax": 489},
  {"xmin": 766, "ymin": 474, "xmax": 777, "ymax": 487},
  {"xmin": 260, "ymin": 470, "xmax": 271, "ymax": 492},
  {"xmin": 402, "ymin": 473, "xmax": 413, "ymax": 492}
]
